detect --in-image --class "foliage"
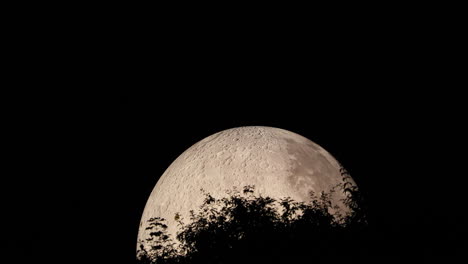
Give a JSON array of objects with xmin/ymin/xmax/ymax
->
[{"xmin": 136, "ymin": 169, "xmax": 367, "ymax": 264}]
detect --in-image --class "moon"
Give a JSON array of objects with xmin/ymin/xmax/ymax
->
[{"xmin": 137, "ymin": 126, "xmax": 355, "ymax": 251}]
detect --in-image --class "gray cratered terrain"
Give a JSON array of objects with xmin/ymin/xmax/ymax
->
[{"xmin": 137, "ymin": 126, "xmax": 354, "ymax": 251}]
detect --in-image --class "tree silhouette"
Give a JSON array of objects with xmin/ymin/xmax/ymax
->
[{"xmin": 137, "ymin": 168, "xmax": 367, "ymax": 264}]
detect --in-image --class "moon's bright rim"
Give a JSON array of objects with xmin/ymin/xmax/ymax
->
[{"xmin": 137, "ymin": 126, "xmax": 352, "ymax": 251}]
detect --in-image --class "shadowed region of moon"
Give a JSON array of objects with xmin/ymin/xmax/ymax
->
[
  {"xmin": 284, "ymin": 138, "xmax": 342, "ymax": 201},
  {"xmin": 137, "ymin": 126, "xmax": 355, "ymax": 252}
]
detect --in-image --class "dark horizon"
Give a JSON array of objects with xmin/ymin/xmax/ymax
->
[{"xmin": 5, "ymin": 89, "xmax": 465, "ymax": 263}]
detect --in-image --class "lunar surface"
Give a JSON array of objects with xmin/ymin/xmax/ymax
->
[{"xmin": 137, "ymin": 126, "xmax": 355, "ymax": 251}]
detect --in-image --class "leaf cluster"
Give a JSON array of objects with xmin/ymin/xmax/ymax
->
[{"xmin": 137, "ymin": 170, "xmax": 367, "ymax": 264}]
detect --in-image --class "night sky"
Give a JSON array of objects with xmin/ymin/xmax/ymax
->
[{"xmin": 4, "ymin": 22, "xmax": 466, "ymax": 263}]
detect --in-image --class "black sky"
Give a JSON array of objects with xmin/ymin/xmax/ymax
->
[{"xmin": 4, "ymin": 16, "xmax": 466, "ymax": 263}]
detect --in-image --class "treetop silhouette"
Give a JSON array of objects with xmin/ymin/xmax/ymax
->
[{"xmin": 137, "ymin": 168, "xmax": 367, "ymax": 264}]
